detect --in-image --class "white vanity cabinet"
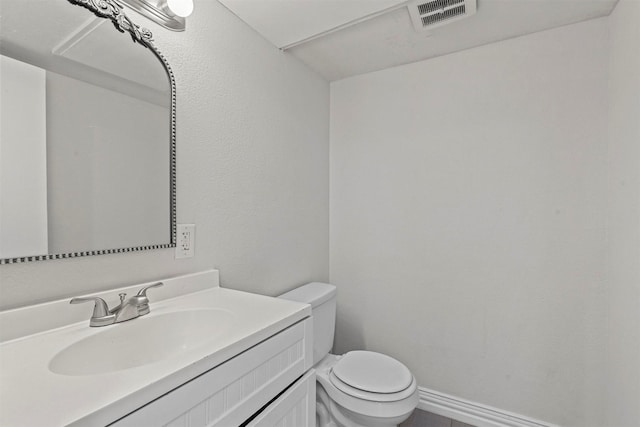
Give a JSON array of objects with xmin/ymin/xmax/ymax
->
[
  {"xmin": 0, "ymin": 271, "xmax": 316, "ymax": 427},
  {"xmin": 111, "ymin": 318, "xmax": 314, "ymax": 427}
]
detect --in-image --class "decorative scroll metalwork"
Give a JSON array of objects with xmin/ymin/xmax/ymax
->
[
  {"xmin": 67, "ymin": 0, "xmax": 154, "ymax": 46},
  {"xmin": 0, "ymin": 0, "xmax": 177, "ymax": 265}
]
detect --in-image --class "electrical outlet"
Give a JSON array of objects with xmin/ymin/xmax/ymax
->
[{"xmin": 175, "ymin": 224, "xmax": 195, "ymax": 259}]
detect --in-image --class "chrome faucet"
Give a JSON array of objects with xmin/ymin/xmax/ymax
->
[{"xmin": 70, "ymin": 282, "xmax": 164, "ymax": 327}]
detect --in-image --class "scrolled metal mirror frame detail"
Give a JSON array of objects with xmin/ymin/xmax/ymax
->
[{"xmin": 0, "ymin": 0, "xmax": 177, "ymax": 265}]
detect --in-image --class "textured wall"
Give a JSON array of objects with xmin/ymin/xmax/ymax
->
[
  {"xmin": 605, "ymin": 0, "xmax": 640, "ymax": 425},
  {"xmin": 0, "ymin": 0, "xmax": 329, "ymax": 309},
  {"xmin": 330, "ymin": 19, "xmax": 609, "ymax": 426}
]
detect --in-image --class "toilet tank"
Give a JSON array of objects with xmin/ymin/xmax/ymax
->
[{"xmin": 279, "ymin": 282, "xmax": 337, "ymax": 365}]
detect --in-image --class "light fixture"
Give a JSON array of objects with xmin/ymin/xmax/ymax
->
[
  {"xmin": 118, "ymin": 0, "xmax": 194, "ymax": 31},
  {"xmin": 166, "ymin": 0, "xmax": 194, "ymax": 18}
]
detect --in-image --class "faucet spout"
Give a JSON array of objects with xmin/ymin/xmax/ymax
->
[{"xmin": 110, "ymin": 293, "xmax": 141, "ymax": 323}]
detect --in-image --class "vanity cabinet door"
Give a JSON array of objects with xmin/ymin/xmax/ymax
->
[
  {"xmin": 110, "ymin": 318, "xmax": 312, "ymax": 427},
  {"xmin": 245, "ymin": 369, "xmax": 316, "ymax": 427}
]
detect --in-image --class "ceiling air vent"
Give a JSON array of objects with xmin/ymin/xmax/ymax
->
[{"xmin": 408, "ymin": 0, "xmax": 477, "ymax": 31}]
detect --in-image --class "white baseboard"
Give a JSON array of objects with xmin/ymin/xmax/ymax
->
[{"xmin": 417, "ymin": 387, "xmax": 560, "ymax": 427}]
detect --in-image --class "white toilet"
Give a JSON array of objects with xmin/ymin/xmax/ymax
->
[{"xmin": 279, "ymin": 282, "xmax": 419, "ymax": 427}]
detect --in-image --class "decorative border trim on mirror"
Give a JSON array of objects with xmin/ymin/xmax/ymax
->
[
  {"xmin": 0, "ymin": 0, "xmax": 177, "ymax": 265},
  {"xmin": 1, "ymin": 245, "xmax": 174, "ymax": 265}
]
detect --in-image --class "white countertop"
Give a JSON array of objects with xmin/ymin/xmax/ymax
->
[{"xmin": 0, "ymin": 271, "xmax": 310, "ymax": 426}]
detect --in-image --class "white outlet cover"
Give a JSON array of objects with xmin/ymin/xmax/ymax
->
[{"xmin": 175, "ymin": 224, "xmax": 195, "ymax": 259}]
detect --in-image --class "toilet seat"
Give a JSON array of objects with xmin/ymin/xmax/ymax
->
[
  {"xmin": 332, "ymin": 351, "xmax": 413, "ymax": 393},
  {"xmin": 329, "ymin": 371, "xmax": 417, "ymax": 402},
  {"xmin": 328, "ymin": 351, "xmax": 416, "ymax": 402}
]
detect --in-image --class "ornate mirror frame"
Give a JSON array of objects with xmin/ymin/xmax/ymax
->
[{"xmin": 1, "ymin": 0, "xmax": 177, "ymax": 264}]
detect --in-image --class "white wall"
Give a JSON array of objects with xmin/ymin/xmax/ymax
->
[
  {"xmin": 0, "ymin": 55, "xmax": 48, "ymax": 259},
  {"xmin": 0, "ymin": 0, "xmax": 329, "ymax": 309},
  {"xmin": 330, "ymin": 19, "xmax": 609, "ymax": 426},
  {"xmin": 604, "ymin": 0, "xmax": 640, "ymax": 425}
]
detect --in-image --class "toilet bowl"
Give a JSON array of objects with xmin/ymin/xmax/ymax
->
[
  {"xmin": 315, "ymin": 353, "xmax": 418, "ymax": 427},
  {"xmin": 279, "ymin": 283, "xmax": 418, "ymax": 427}
]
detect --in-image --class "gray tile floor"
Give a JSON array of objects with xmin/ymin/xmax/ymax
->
[{"xmin": 400, "ymin": 409, "xmax": 476, "ymax": 427}]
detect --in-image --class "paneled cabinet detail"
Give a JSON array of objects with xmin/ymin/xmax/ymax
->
[{"xmin": 247, "ymin": 369, "xmax": 316, "ymax": 427}]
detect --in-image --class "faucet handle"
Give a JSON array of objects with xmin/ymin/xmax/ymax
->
[
  {"xmin": 70, "ymin": 296, "xmax": 113, "ymax": 326},
  {"xmin": 136, "ymin": 282, "xmax": 164, "ymax": 297},
  {"xmin": 135, "ymin": 282, "xmax": 164, "ymax": 316}
]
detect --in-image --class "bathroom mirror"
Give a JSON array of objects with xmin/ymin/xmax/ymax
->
[{"xmin": 0, "ymin": 0, "xmax": 176, "ymax": 264}]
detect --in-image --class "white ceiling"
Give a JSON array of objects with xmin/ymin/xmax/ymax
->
[
  {"xmin": 218, "ymin": 0, "xmax": 619, "ymax": 81},
  {"xmin": 218, "ymin": 0, "xmax": 408, "ymax": 48}
]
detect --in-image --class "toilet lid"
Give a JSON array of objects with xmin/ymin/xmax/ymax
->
[{"xmin": 331, "ymin": 351, "xmax": 413, "ymax": 394}]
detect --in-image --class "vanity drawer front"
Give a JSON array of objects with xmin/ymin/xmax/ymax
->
[
  {"xmin": 111, "ymin": 318, "xmax": 312, "ymax": 427},
  {"xmin": 246, "ymin": 369, "xmax": 316, "ymax": 427}
]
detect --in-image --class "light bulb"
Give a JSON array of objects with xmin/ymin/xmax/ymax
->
[{"xmin": 166, "ymin": 0, "xmax": 193, "ymax": 17}]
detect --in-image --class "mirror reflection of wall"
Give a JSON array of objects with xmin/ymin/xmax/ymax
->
[
  {"xmin": 46, "ymin": 69, "xmax": 170, "ymax": 254},
  {"xmin": 0, "ymin": 55, "xmax": 48, "ymax": 259},
  {"xmin": 0, "ymin": 0, "xmax": 174, "ymax": 262}
]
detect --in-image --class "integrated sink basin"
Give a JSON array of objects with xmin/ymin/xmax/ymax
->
[{"xmin": 49, "ymin": 308, "xmax": 235, "ymax": 376}]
